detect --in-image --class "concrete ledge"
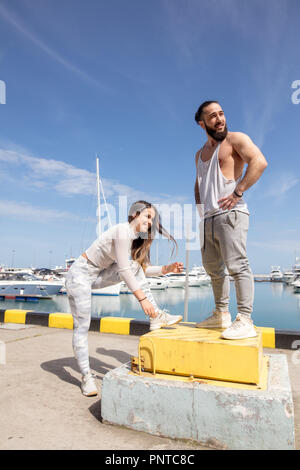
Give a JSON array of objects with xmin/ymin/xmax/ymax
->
[
  {"xmin": 101, "ymin": 354, "xmax": 295, "ymax": 450},
  {"xmin": 0, "ymin": 309, "xmax": 300, "ymax": 349}
]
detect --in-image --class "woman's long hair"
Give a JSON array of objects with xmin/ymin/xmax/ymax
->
[{"xmin": 128, "ymin": 200, "xmax": 177, "ymax": 271}]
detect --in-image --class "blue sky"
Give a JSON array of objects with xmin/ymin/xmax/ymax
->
[{"xmin": 0, "ymin": 0, "xmax": 299, "ymax": 273}]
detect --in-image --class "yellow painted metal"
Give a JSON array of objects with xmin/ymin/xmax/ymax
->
[
  {"xmin": 137, "ymin": 324, "xmax": 263, "ymax": 385},
  {"xmin": 100, "ymin": 317, "xmax": 134, "ymax": 335},
  {"xmin": 49, "ymin": 313, "xmax": 73, "ymax": 330},
  {"xmin": 138, "ymin": 337, "xmax": 157, "ymax": 375},
  {"xmin": 256, "ymin": 327, "xmax": 275, "ymax": 348},
  {"xmin": 182, "ymin": 322, "xmax": 275, "ymax": 349},
  {"xmin": 4, "ymin": 309, "xmax": 27, "ymax": 324},
  {"xmin": 130, "ymin": 355, "xmax": 269, "ymax": 391}
]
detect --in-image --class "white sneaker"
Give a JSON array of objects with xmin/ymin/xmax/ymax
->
[
  {"xmin": 81, "ymin": 372, "xmax": 98, "ymax": 397},
  {"xmin": 221, "ymin": 314, "xmax": 257, "ymax": 340},
  {"xmin": 150, "ymin": 309, "xmax": 183, "ymax": 331},
  {"xmin": 196, "ymin": 310, "xmax": 232, "ymax": 329}
]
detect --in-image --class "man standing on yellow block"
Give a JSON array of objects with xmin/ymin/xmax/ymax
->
[{"xmin": 194, "ymin": 101, "xmax": 268, "ymax": 340}]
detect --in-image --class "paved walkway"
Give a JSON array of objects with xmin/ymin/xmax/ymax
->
[{"xmin": 0, "ymin": 324, "xmax": 299, "ymax": 450}]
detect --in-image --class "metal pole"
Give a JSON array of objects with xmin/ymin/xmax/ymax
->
[
  {"xmin": 11, "ymin": 250, "xmax": 15, "ymax": 269},
  {"xmin": 183, "ymin": 226, "xmax": 190, "ymax": 322},
  {"xmin": 96, "ymin": 156, "xmax": 101, "ymax": 237}
]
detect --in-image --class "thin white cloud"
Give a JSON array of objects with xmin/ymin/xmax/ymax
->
[
  {"xmin": 0, "ymin": 146, "xmax": 191, "ymax": 208},
  {"xmin": 0, "ymin": 148, "xmax": 97, "ymax": 195},
  {"xmin": 0, "ymin": 145, "xmax": 195, "ymax": 241},
  {"xmin": 249, "ymin": 239, "xmax": 300, "ymax": 253},
  {"xmin": 264, "ymin": 173, "xmax": 300, "ymax": 199},
  {"xmin": 0, "ymin": 3, "xmax": 113, "ymax": 94},
  {"xmin": 0, "ymin": 199, "xmax": 93, "ymax": 223}
]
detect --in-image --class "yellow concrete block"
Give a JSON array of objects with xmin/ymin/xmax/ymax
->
[
  {"xmin": 4, "ymin": 309, "xmax": 27, "ymax": 324},
  {"xmin": 100, "ymin": 317, "xmax": 134, "ymax": 335},
  {"xmin": 49, "ymin": 313, "xmax": 73, "ymax": 330},
  {"xmin": 138, "ymin": 324, "xmax": 263, "ymax": 385},
  {"xmin": 257, "ymin": 327, "xmax": 275, "ymax": 348}
]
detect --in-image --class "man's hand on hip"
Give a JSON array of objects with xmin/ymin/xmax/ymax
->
[{"xmin": 218, "ymin": 192, "xmax": 241, "ymax": 211}]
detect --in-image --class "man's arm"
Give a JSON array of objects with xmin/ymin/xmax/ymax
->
[
  {"xmin": 195, "ymin": 149, "xmax": 205, "ymax": 218},
  {"xmin": 218, "ymin": 133, "xmax": 268, "ymax": 211},
  {"xmin": 231, "ymin": 132, "xmax": 268, "ymax": 194}
]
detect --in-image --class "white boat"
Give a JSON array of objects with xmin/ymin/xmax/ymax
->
[
  {"xmin": 160, "ymin": 268, "xmax": 211, "ymax": 289},
  {"xmin": 285, "ymin": 258, "xmax": 300, "ymax": 285},
  {"xmin": 270, "ymin": 266, "xmax": 283, "ymax": 282},
  {"xmin": 59, "ymin": 284, "xmax": 120, "ymax": 296},
  {"xmin": 120, "ymin": 282, "xmax": 133, "ymax": 294},
  {"xmin": 292, "ymin": 258, "xmax": 300, "ymax": 274},
  {"xmin": 291, "ymin": 274, "xmax": 300, "ymax": 286},
  {"xmin": 0, "ymin": 271, "xmax": 63, "ymax": 299},
  {"xmin": 189, "ymin": 266, "xmax": 211, "ymax": 285},
  {"xmin": 187, "ymin": 273, "xmax": 210, "ymax": 287},
  {"xmin": 282, "ymin": 270, "xmax": 294, "ymax": 283},
  {"xmin": 65, "ymin": 258, "xmax": 76, "ymax": 270},
  {"xmin": 165, "ymin": 273, "xmax": 186, "ymax": 288},
  {"xmin": 147, "ymin": 277, "xmax": 167, "ymax": 290},
  {"xmin": 92, "ymin": 284, "xmax": 121, "ymax": 296},
  {"xmin": 293, "ymin": 277, "xmax": 300, "ymax": 292}
]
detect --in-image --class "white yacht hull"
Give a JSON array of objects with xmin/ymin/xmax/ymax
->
[
  {"xmin": 92, "ymin": 284, "xmax": 121, "ymax": 296},
  {"xmin": 60, "ymin": 283, "xmax": 121, "ymax": 296},
  {"xmin": 0, "ymin": 280, "xmax": 63, "ymax": 298},
  {"xmin": 293, "ymin": 282, "xmax": 300, "ymax": 292}
]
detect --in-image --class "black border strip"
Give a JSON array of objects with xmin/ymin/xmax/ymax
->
[
  {"xmin": 0, "ymin": 309, "xmax": 5, "ymax": 323},
  {"xmin": 129, "ymin": 320, "xmax": 150, "ymax": 336},
  {"xmin": 25, "ymin": 311, "xmax": 50, "ymax": 327},
  {"xmin": 90, "ymin": 318, "xmax": 101, "ymax": 332},
  {"xmin": 275, "ymin": 329, "xmax": 300, "ymax": 350}
]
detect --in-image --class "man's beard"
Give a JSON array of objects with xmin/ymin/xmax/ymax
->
[{"xmin": 204, "ymin": 123, "xmax": 228, "ymax": 142}]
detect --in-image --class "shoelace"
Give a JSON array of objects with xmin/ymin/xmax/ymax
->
[
  {"xmin": 229, "ymin": 316, "xmax": 243, "ymax": 329},
  {"xmin": 158, "ymin": 309, "xmax": 171, "ymax": 320},
  {"xmin": 83, "ymin": 372, "xmax": 96, "ymax": 382}
]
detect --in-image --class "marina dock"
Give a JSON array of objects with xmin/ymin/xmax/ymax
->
[{"xmin": 0, "ymin": 313, "xmax": 300, "ymax": 450}]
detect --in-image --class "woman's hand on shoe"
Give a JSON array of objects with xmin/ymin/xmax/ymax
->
[{"xmin": 140, "ymin": 299, "xmax": 158, "ymax": 318}]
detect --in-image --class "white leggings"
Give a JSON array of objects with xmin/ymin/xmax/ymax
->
[{"xmin": 65, "ymin": 256, "xmax": 158, "ymax": 376}]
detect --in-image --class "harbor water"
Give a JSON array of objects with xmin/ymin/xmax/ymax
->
[{"xmin": 0, "ymin": 281, "xmax": 300, "ymax": 331}]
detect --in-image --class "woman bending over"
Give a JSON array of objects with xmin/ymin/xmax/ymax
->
[{"xmin": 66, "ymin": 200, "xmax": 183, "ymax": 396}]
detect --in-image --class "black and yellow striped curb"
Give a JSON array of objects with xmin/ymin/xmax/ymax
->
[
  {"xmin": 1, "ymin": 309, "xmax": 300, "ymax": 350},
  {"xmin": 0, "ymin": 309, "xmax": 148, "ymax": 336}
]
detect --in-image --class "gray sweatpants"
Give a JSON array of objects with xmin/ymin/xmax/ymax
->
[
  {"xmin": 65, "ymin": 256, "xmax": 159, "ymax": 376},
  {"xmin": 201, "ymin": 210, "xmax": 254, "ymax": 317}
]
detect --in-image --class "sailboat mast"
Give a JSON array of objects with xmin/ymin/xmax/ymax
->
[{"xmin": 96, "ymin": 156, "xmax": 101, "ymax": 237}]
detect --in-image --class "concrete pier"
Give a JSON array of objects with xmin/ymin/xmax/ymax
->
[
  {"xmin": 0, "ymin": 320, "xmax": 299, "ymax": 450},
  {"xmin": 101, "ymin": 354, "xmax": 295, "ymax": 450}
]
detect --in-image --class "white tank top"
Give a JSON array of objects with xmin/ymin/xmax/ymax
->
[{"xmin": 196, "ymin": 143, "xmax": 249, "ymax": 219}]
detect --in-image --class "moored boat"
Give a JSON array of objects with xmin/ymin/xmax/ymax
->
[
  {"xmin": 270, "ymin": 266, "xmax": 283, "ymax": 282},
  {"xmin": 0, "ymin": 271, "xmax": 63, "ymax": 299},
  {"xmin": 282, "ymin": 270, "xmax": 294, "ymax": 284},
  {"xmin": 293, "ymin": 277, "xmax": 300, "ymax": 292}
]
